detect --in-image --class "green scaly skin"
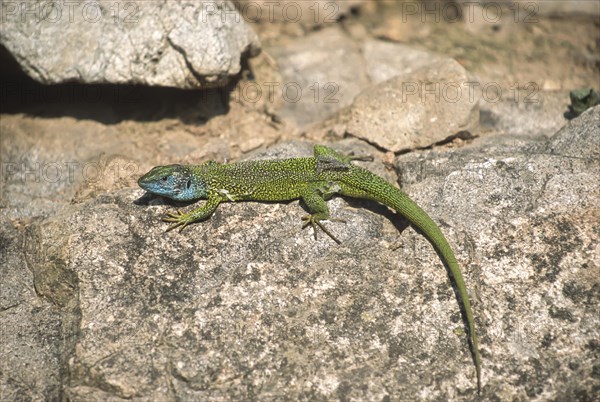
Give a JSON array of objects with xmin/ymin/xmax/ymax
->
[{"xmin": 138, "ymin": 145, "xmax": 482, "ymax": 393}]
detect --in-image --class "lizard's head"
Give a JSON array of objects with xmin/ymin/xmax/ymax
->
[{"xmin": 138, "ymin": 165, "xmax": 207, "ymax": 201}]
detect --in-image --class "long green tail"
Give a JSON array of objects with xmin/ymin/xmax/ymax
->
[{"xmin": 346, "ymin": 167, "xmax": 481, "ymax": 392}]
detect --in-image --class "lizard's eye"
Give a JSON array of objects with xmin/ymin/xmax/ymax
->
[
  {"xmin": 161, "ymin": 176, "xmax": 168, "ymax": 182},
  {"xmin": 186, "ymin": 180, "xmax": 192, "ymax": 189}
]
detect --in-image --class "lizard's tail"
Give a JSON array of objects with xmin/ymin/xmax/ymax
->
[{"xmin": 344, "ymin": 167, "xmax": 482, "ymax": 393}]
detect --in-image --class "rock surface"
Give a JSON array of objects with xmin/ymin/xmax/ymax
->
[
  {"xmin": 269, "ymin": 35, "xmax": 480, "ymax": 144},
  {"xmin": 479, "ymin": 90, "xmax": 572, "ymax": 139},
  {"xmin": 268, "ymin": 28, "xmax": 369, "ymax": 127},
  {"xmin": 1, "ymin": 3, "xmax": 599, "ymax": 399},
  {"xmin": 2, "ymin": 107, "xmax": 598, "ymax": 400},
  {"xmin": 362, "ymin": 40, "xmax": 448, "ymax": 85},
  {"xmin": 394, "ymin": 106, "xmax": 600, "ymax": 399},
  {"xmin": 0, "ymin": 0, "xmax": 260, "ymax": 88},
  {"xmin": 346, "ymin": 57, "xmax": 479, "ymax": 152}
]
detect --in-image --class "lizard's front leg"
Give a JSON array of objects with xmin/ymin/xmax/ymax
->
[
  {"xmin": 300, "ymin": 189, "xmax": 343, "ymax": 245},
  {"xmin": 163, "ymin": 195, "xmax": 221, "ymax": 232}
]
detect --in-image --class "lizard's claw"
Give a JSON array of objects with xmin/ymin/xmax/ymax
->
[
  {"xmin": 162, "ymin": 209, "xmax": 190, "ymax": 232},
  {"xmin": 301, "ymin": 215, "xmax": 343, "ymax": 245}
]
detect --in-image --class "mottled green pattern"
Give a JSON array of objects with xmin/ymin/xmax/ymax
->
[
  {"xmin": 138, "ymin": 145, "xmax": 481, "ymax": 393},
  {"xmin": 192, "ymin": 158, "xmax": 321, "ymax": 201}
]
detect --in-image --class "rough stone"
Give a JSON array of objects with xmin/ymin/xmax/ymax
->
[
  {"xmin": 479, "ymin": 90, "xmax": 572, "ymax": 138},
  {"xmin": 0, "ymin": 0, "xmax": 260, "ymax": 88},
  {"xmin": 268, "ymin": 28, "xmax": 370, "ymax": 128},
  {"xmin": 2, "ymin": 108, "xmax": 598, "ymax": 400},
  {"xmin": 346, "ymin": 56, "xmax": 479, "ymax": 152},
  {"xmin": 362, "ymin": 39, "xmax": 448, "ymax": 85},
  {"xmin": 392, "ymin": 106, "xmax": 600, "ymax": 399}
]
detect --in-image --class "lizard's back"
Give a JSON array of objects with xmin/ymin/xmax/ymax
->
[{"xmin": 197, "ymin": 158, "xmax": 324, "ymax": 201}]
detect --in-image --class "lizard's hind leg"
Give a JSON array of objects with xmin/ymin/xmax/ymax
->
[{"xmin": 300, "ymin": 190, "xmax": 343, "ymax": 244}]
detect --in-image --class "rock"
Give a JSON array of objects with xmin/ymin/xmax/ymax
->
[
  {"xmin": 0, "ymin": 221, "xmax": 74, "ymax": 401},
  {"xmin": 2, "ymin": 109, "xmax": 598, "ymax": 400},
  {"xmin": 268, "ymin": 28, "xmax": 369, "ymax": 128},
  {"xmin": 547, "ymin": 104, "xmax": 600, "ymax": 158},
  {"xmin": 362, "ymin": 40, "xmax": 448, "ymax": 84},
  {"xmin": 346, "ymin": 56, "xmax": 479, "ymax": 152},
  {"xmin": 270, "ymin": 37, "xmax": 479, "ymax": 144},
  {"xmin": 0, "ymin": 1, "xmax": 260, "ymax": 88},
  {"xmin": 394, "ymin": 106, "xmax": 599, "ymax": 398},
  {"xmin": 479, "ymin": 90, "xmax": 571, "ymax": 138}
]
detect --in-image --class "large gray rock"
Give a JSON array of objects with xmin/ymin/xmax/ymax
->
[
  {"xmin": 2, "ymin": 107, "xmax": 598, "ymax": 400},
  {"xmin": 0, "ymin": 0, "xmax": 260, "ymax": 88},
  {"xmin": 394, "ymin": 107, "xmax": 599, "ymax": 399}
]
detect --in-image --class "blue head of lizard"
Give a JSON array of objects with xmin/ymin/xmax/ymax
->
[{"xmin": 138, "ymin": 165, "xmax": 207, "ymax": 201}]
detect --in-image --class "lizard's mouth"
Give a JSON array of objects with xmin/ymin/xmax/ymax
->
[
  {"xmin": 137, "ymin": 175, "xmax": 155, "ymax": 192},
  {"xmin": 137, "ymin": 169, "xmax": 172, "ymax": 197}
]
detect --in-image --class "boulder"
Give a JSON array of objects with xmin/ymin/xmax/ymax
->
[{"xmin": 0, "ymin": 0, "xmax": 260, "ymax": 88}]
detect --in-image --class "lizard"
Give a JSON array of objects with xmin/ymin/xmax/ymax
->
[{"xmin": 138, "ymin": 144, "xmax": 482, "ymax": 393}]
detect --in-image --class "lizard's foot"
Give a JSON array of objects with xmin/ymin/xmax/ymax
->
[
  {"xmin": 301, "ymin": 214, "xmax": 344, "ymax": 245},
  {"xmin": 162, "ymin": 209, "xmax": 192, "ymax": 232}
]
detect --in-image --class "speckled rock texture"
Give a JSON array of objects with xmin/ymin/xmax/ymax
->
[
  {"xmin": 1, "ymin": 107, "xmax": 598, "ymax": 400},
  {"xmin": 0, "ymin": 0, "xmax": 260, "ymax": 88}
]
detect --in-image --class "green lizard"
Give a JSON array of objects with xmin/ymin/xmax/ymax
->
[{"xmin": 138, "ymin": 144, "xmax": 481, "ymax": 393}]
